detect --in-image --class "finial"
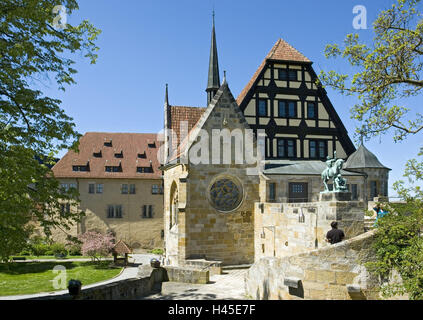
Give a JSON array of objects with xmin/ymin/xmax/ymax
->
[{"xmin": 165, "ymin": 83, "xmax": 169, "ymax": 105}]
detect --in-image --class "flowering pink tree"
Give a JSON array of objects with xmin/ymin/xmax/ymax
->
[{"xmin": 78, "ymin": 231, "xmax": 115, "ymax": 262}]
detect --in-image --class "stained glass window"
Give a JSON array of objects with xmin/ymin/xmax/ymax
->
[{"xmin": 209, "ymin": 178, "xmax": 243, "ymax": 212}]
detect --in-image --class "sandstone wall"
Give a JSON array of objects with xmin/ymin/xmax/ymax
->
[
  {"xmin": 47, "ymin": 178, "xmax": 164, "ymax": 251},
  {"xmin": 254, "ymin": 198, "xmax": 365, "ymax": 261},
  {"xmin": 245, "ymin": 230, "xmax": 382, "ymax": 300}
]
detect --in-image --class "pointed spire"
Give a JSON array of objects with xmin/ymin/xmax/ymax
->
[
  {"xmin": 165, "ymin": 83, "xmax": 169, "ymax": 106},
  {"xmin": 206, "ymin": 10, "xmax": 220, "ymax": 106}
]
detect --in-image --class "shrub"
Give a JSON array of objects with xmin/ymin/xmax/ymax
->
[
  {"xmin": 31, "ymin": 243, "xmax": 51, "ymax": 256},
  {"xmin": 149, "ymin": 248, "xmax": 164, "ymax": 255},
  {"xmin": 19, "ymin": 250, "xmax": 32, "ymax": 256},
  {"xmin": 68, "ymin": 244, "xmax": 82, "ymax": 256},
  {"xmin": 50, "ymin": 243, "xmax": 67, "ymax": 256},
  {"xmin": 45, "ymin": 250, "xmax": 54, "ymax": 256}
]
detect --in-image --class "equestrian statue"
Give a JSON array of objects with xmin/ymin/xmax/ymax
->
[{"xmin": 321, "ymin": 151, "xmax": 348, "ymax": 193}]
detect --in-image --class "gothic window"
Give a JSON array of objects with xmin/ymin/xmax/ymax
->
[
  {"xmin": 209, "ymin": 177, "xmax": 243, "ymax": 212},
  {"xmin": 170, "ymin": 183, "xmax": 178, "ymax": 229}
]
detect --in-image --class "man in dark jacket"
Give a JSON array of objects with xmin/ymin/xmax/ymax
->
[{"xmin": 326, "ymin": 221, "xmax": 345, "ymax": 244}]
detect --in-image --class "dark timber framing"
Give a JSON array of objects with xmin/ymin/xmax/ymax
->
[{"xmin": 238, "ymin": 59, "xmax": 356, "ymax": 160}]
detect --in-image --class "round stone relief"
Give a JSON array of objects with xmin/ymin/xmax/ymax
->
[{"xmin": 208, "ymin": 176, "xmax": 243, "ymax": 212}]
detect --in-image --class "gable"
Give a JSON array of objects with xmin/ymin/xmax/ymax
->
[
  {"xmin": 172, "ymin": 80, "xmax": 259, "ymax": 167},
  {"xmin": 236, "ymin": 39, "xmax": 356, "ymax": 160}
]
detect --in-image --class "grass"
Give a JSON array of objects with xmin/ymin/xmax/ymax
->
[
  {"xmin": 11, "ymin": 256, "xmax": 93, "ymax": 260},
  {"xmin": 0, "ymin": 261, "xmax": 123, "ymax": 296}
]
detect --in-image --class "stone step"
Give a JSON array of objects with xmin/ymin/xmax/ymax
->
[{"xmin": 222, "ymin": 264, "xmax": 252, "ymax": 270}]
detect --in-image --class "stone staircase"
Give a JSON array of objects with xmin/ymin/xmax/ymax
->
[{"xmin": 364, "ymin": 216, "xmax": 376, "ymax": 232}]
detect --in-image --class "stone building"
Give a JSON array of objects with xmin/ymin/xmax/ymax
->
[
  {"xmin": 161, "ymin": 16, "xmax": 390, "ymax": 267},
  {"xmin": 51, "ymin": 132, "xmax": 164, "ymax": 251}
]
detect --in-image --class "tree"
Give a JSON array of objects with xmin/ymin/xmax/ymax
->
[
  {"xmin": 0, "ymin": 0, "xmax": 101, "ymax": 261},
  {"xmin": 78, "ymin": 231, "xmax": 115, "ymax": 262},
  {"xmin": 365, "ymin": 199, "xmax": 423, "ymax": 299},
  {"xmin": 320, "ymin": 0, "xmax": 423, "ymax": 299},
  {"xmin": 319, "ymin": 0, "xmax": 423, "ymax": 142}
]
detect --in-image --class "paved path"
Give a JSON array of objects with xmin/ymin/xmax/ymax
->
[
  {"xmin": 0, "ymin": 254, "xmax": 160, "ymax": 300},
  {"xmin": 142, "ymin": 269, "xmax": 249, "ymax": 300}
]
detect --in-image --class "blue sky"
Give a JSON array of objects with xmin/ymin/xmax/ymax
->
[{"xmin": 44, "ymin": 0, "xmax": 423, "ymax": 195}]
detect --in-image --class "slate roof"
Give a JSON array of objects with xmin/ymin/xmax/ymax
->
[
  {"xmin": 344, "ymin": 144, "xmax": 390, "ymax": 170},
  {"xmin": 264, "ymin": 160, "xmax": 365, "ymax": 176},
  {"xmin": 52, "ymin": 132, "xmax": 162, "ymax": 179},
  {"xmin": 237, "ymin": 38, "xmax": 311, "ymax": 105}
]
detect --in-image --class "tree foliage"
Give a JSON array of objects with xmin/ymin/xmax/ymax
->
[
  {"xmin": 365, "ymin": 198, "xmax": 423, "ymax": 299},
  {"xmin": 0, "ymin": 0, "xmax": 101, "ymax": 261},
  {"xmin": 320, "ymin": 0, "xmax": 423, "ymax": 299},
  {"xmin": 319, "ymin": 0, "xmax": 423, "ymax": 141}
]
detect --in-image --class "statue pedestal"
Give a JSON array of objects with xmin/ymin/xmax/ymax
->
[
  {"xmin": 320, "ymin": 192, "xmax": 352, "ymax": 202},
  {"xmin": 317, "ymin": 192, "xmax": 364, "ymax": 239}
]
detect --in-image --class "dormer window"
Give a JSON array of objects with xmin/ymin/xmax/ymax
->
[
  {"xmin": 93, "ymin": 150, "xmax": 102, "ymax": 158},
  {"xmin": 72, "ymin": 161, "xmax": 90, "ymax": 172},
  {"xmin": 138, "ymin": 152, "xmax": 146, "ymax": 158},
  {"xmin": 105, "ymin": 160, "xmax": 122, "ymax": 172},
  {"xmin": 147, "ymin": 140, "xmax": 156, "ymax": 148},
  {"xmin": 137, "ymin": 166, "xmax": 153, "ymax": 173},
  {"xmin": 105, "ymin": 165, "xmax": 122, "ymax": 173},
  {"xmin": 114, "ymin": 150, "xmax": 123, "ymax": 158},
  {"xmin": 104, "ymin": 139, "xmax": 112, "ymax": 147}
]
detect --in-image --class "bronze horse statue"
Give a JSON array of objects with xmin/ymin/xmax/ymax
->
[{"xmin": 322, "ymin": 158, "xmax": 345, "ymax": 192}]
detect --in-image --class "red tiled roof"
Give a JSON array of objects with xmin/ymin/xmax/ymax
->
[
  {"xmin": 52, "ymin": 132, "xmax": 162, "ymax": 179},
  {"xmin": 112, "ymin": 240, "xmax": 132, "ymax": 255},
  {"xmin": 169, "ymin": 106, "xmax": 205, "ymax": 148},
  {"xmin": 236, "ymin": 38, "xmax": 311, "ymax": 105}
]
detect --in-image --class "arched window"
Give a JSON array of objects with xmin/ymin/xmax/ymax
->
[{"xmin": 169, "ymin": 182, "xmax": 178, "ymax": 229}]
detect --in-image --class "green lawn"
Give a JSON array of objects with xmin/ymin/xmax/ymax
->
[
  {"xmin": 11, "ymin": 256, "xmax": 110, "ymax": 260},
  {"xmin": 0, "ymin": 261, "xmax": 123, "ymax": 296}
]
